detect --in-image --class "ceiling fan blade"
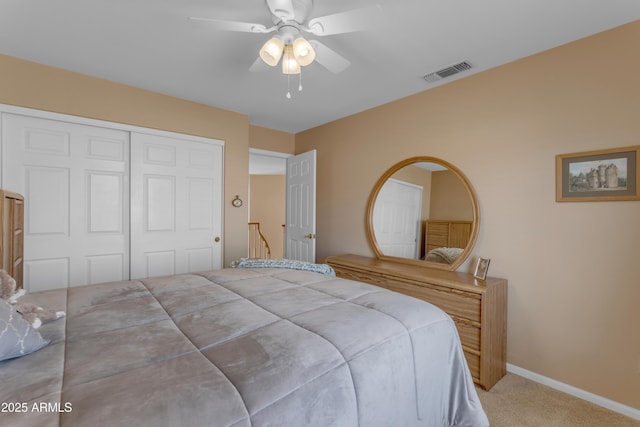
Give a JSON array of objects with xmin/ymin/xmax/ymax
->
[
  {"xmin": 188, "ymin": 17, "xmax": 275, "ymax": 33},
  {"xmin": 304, "ymin": 5, "xmax": 384, "ymax": 36},
  {"xmin": 309, "ymin": 40, "xmax": 350, "ymax": 74},
  {"xmin": 265, "ymin": 0, "xmax": 296, "ymax": 21}
]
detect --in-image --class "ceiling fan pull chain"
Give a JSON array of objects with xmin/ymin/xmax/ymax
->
[
  {"xmin": 298, "ymin": 69, "xmax": 303, "ymax": 92},
  {"xmin": 286, "ymin": 74, "xmax": 292, "ymax": 99}
]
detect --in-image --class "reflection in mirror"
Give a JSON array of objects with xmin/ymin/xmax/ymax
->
[{"xmin": 366, "ymin": 157, "xmax": 479, "ymax": 271}]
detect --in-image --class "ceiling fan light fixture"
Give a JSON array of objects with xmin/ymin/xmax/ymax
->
[
  {"xmin": 292, "ymin": 37, "xmax": 315, "ymax": 66},
  {"xmin": 259, "ymin": 37, "xmax": 284, "ymax": 66},
  {"xmin": 282, "ymin": 44, "xmax": 301, "ymax": 74}
]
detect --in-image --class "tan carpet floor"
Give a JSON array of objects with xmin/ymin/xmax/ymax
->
[{"xmin": 476, "ymin": 373, "xmax": 640, "ymax": 427}]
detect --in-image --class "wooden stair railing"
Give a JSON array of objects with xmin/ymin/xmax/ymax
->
[{"xmin": 248, "ymin": 222, "xmax": 271, "ymax": 259}]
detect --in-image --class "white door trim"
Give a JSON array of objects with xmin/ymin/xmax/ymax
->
[
  {"xmin": 249, "ymin": 148, "xmax": 291, "ymax": 175},
  {"xmin": 0, "ymin": 104, "xmax": 225, "ymax": 230},
  {"xmin": 0, "ymin": 103, "xmax": 223, "ymax": 149}
]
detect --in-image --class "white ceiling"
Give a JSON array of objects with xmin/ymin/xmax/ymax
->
[{"xmin": 1, "ymin": 1, "xmax": 639, "ymax": 133}]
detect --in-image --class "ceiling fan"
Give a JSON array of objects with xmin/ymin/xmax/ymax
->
[{"xmin": 190, "ymin": 0, "xmax": 383, "ymax": 76}]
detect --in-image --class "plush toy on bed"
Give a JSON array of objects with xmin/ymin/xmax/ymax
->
[
  {"xmin": 0, "ymin": 269, "xmax": 65, "ymax": 329},
  {"xmin": 0, "ymin": 269, "xmax": 25, "ymax": 303},
  {"xmin": 15, "ymin": 303, "xmax": 65, "ymax": 329}
]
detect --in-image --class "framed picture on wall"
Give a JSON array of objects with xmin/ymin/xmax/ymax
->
[
  {"xmin": 473, "ymin": 257, "xmax": 491, "ymax": 280},
  {"xmin": 556, "ymin": 146, "xmax": 640, "ymax": 202}
]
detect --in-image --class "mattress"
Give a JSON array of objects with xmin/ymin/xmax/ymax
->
[{"xmin": 0, "ymin": 266, "xmax": 488, "ymax": 426}]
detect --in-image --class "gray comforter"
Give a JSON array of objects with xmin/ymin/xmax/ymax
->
[{"xmin": 1, "ymin": 267, "xmax": 488, "ymax": 426}]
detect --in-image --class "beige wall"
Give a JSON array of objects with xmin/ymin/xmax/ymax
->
[
  {"xmin": 296, "ymin": 21, "xmax": 640, "ymax": 409},
  {"xmin": 250, "ymin": 175, "xmax": 286, "ymax": 258},
  {"xmin": 0, "ymin": 54, "xmax": 250, "ymax": 265},
  {"xmin": 250, "ymin": 125, "xmax": 296, "ymax": 154},
  {"xmin": 430, "ymin": 170, "xmax": 474, "ymax": 220}
]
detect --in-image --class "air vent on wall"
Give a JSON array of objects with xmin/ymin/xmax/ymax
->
[{"xmin": 422, "ymin": 61, "xmax": 472, "ymax": 83}]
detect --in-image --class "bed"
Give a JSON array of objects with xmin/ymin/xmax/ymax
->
[
  {"xmin": 0, "ymin": 265, "xmax": 489, "ymax": 426},
  {"xmin": 424, "ymin": 247, "xmax": 465, "ymax": 265}
]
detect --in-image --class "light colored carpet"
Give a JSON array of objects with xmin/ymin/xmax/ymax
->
[{"xmin": 476, "ymin": 373, "xmax": 640, "ymax": 427}]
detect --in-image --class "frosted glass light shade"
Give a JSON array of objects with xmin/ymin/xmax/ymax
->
[
  {"xmin": 282, "ymin": 44, "xmax": 301, "ymax": 74},
  {"xmin": 292, "ymin": 37, "xmax": 315, "ymax": 66},
  {"xmin": 259, "ymin": 37, "xmax": 284, "ymax": 66}
]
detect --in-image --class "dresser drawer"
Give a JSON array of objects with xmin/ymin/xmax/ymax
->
[
  {"xmin": 428, "ymin": 223, "xmax": 449, "ymax": 235},
  {"xmin": 334, "ymin": 267, "xmax": 388, "ymax": 289},
  {"xmin": 453, "ymin": 317, "xmax": 481, "ymax": 351},
  {"xmin": 383, "ymin": 278, "xmax": 481, "ymax": 323},
  {"xmin": 464, "ymin": 351, "xmax": 481, "ymax": 382},
  {"xmin": 427, "ymin": 235, "xmax": 449, "ymax": 247}
]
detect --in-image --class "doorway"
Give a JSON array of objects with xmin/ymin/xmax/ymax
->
[{"xmin": 249, "ymin": 149, "xmax": 290, "ymax": 259}]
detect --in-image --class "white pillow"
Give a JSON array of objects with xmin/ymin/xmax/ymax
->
[{"xmin": 0, "ymin": 299, "xmax": 49, "ymax": 361}]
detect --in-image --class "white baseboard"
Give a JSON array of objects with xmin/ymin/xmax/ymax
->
[{"xmin": 507, "ymin": 364, "xmax": 640, "ymax": 421}]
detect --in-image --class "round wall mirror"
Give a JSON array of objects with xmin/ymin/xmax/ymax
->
[{"xmin": 365, "ymin": 156, "xmax": 480, "ymax": 271}]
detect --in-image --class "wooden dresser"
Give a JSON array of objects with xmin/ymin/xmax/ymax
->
[
  {"xmin": 426, "ymin": 220, "xmax": 472, "ymax": 253},
  {"xmin": 326, "ymin": 254, "xmax": 507, "ymax": 390},
  {"xmin": 0, "ymin": 190, "xmax": 24, "ymax": 289}
]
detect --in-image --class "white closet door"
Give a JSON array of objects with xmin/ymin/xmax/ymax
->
[
  {"xmin": 1, "ymin": 113, "xmax": 130, "ymax": 292},
  {"xmin": 130, "ymin": 132, "xmax": 223, "ymax": 279}
]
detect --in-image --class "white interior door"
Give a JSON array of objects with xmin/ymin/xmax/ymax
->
[
  {"xmin": 130, "ymin": 132, "xmax": 223, "ymax": 279},
  {"xmin": 1, "ymin": 113, "xmax": 130, "ymax": 291},
  {"xmin": 285, "ymin": 150, "xmax": 316, "ymax": 262},
  {"xmin": 372, "ymin": 178, "xmax": 423, "ymax": 259}
]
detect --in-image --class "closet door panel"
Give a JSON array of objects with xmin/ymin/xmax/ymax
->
[
  {"xmin": 88, "ymin": 172, "xmax": 125, "ymax": 233},
  {"xmin": 145, "ymin": 175, "xmax": 175, "ymax": 231},
  {"xmin": 86, "ymin": 253, "xmax": 125, "ymax": 285},
  {"xmin": 2, "ymin": 113, "xmax": 130, "ymax": 292},
  {"xmin": 143, "ymin": 250, "xmax": 176, "ymax": 278},
  {"xmin": 130, "ymin": 133, "xmax": 223, "ymax": 279},
  {"xmin": 188, "ymin": 178, "xmax": 214, "ymax": 230},
  {"xmin": 25, "ymin": 258, "xmax": 69, "ymax": 291},
  {"xmin": 187, "ymin": 247, "xmax": 214, "ymax": 272},
  {"xmin": 25, "ymin": 166, "xmax": 70, "ymax": 236}
]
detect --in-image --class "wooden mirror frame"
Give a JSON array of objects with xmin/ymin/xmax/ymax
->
[{"xmin": 365, "ymin": 156, "xmax": 480, "ymax": 271}]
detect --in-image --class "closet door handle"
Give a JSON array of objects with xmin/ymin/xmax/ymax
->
[
  {"xmin": 304, "ymin": 233, "xmax": 316, "ymax": 239},
  {"xmin": 214, "ymin": 237, "xmax": 221, "ymax": 243}
]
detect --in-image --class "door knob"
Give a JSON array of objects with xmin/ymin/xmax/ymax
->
[
  {"xmin": 304, "ymin": 233, "xmax": 316, "ymax": 239},
  {"xmin": 214, "ymin": 237, "xmax": 221, "ymax": 242}
]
